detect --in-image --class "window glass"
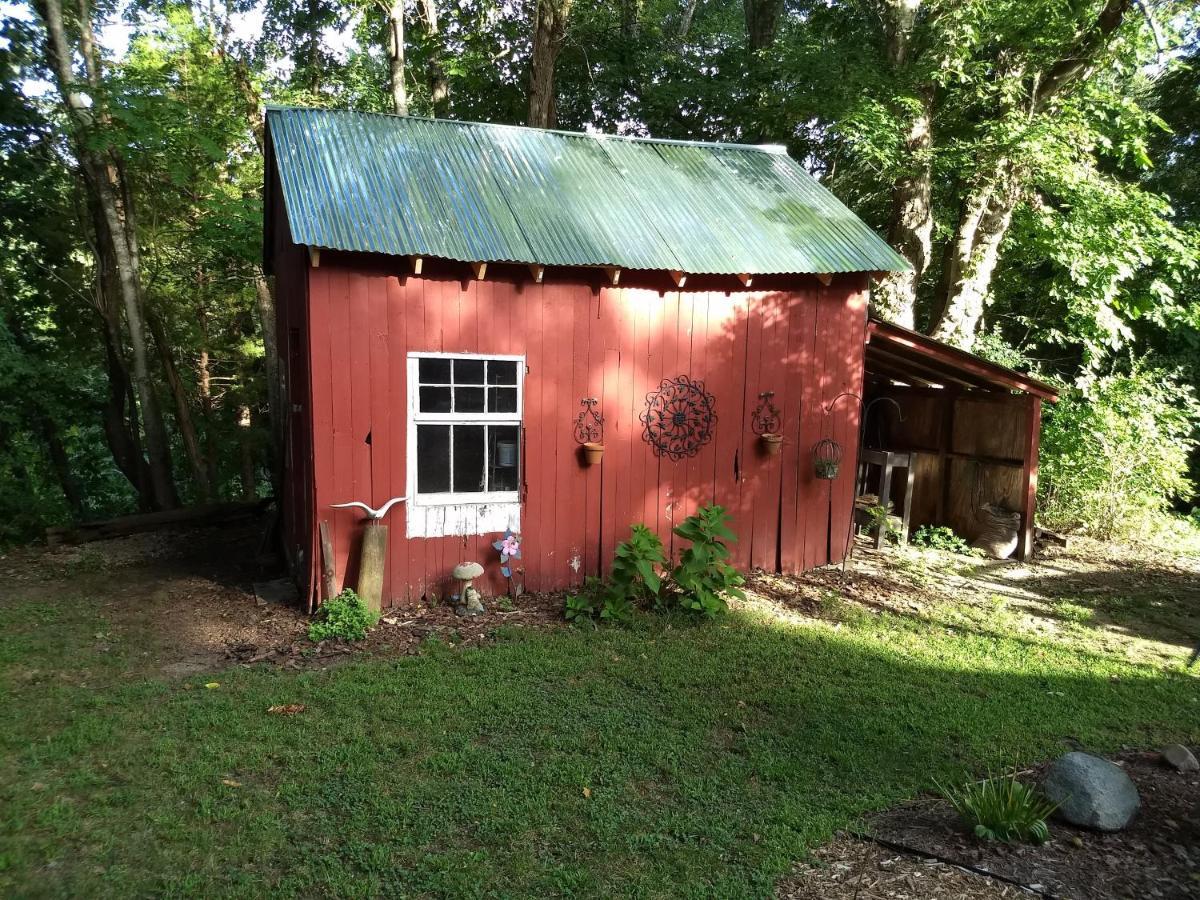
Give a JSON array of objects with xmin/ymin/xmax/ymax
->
[
  {"xmin": 488, "ymin": 360, "xmax": 518, "ymax": 385},
  {"xmin": 419, "ymin": 385, "xmax": 451, "ymax": 413},
  {"xmin": 453, "ymin": 358, "xmax": 485, "ymax": 384},
  {"xmin": 416, "ymin": 425, "xmax": 450, "ymax": 493},
  {"xmin": 488, "ymin": 387, "xmax": 518, "ymax": 413},
  {"xmin": 488, "ymin": 426, "xmax": 520, "ymax": 492},
  {"xmin": 455, "ymin": 386, "xmax": 486, "ymax": 413},
  {"xmin": 452, "ymin": 425, "xmax": 486, "ymax": 492},
  {"xmin": 419, "ymin": 357, "xmax": 451, "ymax": 383}
]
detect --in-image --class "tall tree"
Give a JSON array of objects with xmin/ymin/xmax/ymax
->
[
  {"xmin": 929, "ymin": 0, "xmax": 1137, "ymax": 347},
  {"xmin": 871, "ymin": 0, "xmax": 932, "ymax": 329},
  {"xmin": 33, "ymin": 0, "xmax": 178, "ymax": 509},
  {"xmin": 386, "ymin": 0, "xmax": 408, "ymax": 114},
  {"xmin": 529, "ymin": 0, "xmax": 573, "ymax": 127}
]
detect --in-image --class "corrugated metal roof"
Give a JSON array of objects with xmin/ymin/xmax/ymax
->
[{"xmin": 267, "ymin": 107, "xmax": 908, "ymax": 275}]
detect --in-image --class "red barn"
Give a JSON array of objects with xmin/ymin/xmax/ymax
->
[{"xmin": 263, "ymin": 107, "xmax": 908, "ymax": 609}]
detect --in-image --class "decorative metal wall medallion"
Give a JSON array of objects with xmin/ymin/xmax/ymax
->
[
  {"xmin": 751, "ymin": 391, "xmax": 782, "ymax": 436},
  {"xmin": 573, "ymin": 398, "xmax": 605, "ymax": 444},
  {"xmin": 640, "ymin": 375, "xmax": 717, "ymax": 460}
]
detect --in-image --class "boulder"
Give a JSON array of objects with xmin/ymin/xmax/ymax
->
[
  {"xmin": 1042, "ymin": 752, "xmax": 1140, "ymax": 832},
  {"xmin": 1160, "ymin": 744, "xmax": 1199, "ymax": 773}
]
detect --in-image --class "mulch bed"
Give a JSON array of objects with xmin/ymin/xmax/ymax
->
[
  {"xmin": 778, "ymin": 833, "xmax": 1030, "ymax": 899},
  {"xmin": 222, "ymin": 588, "xmax": 566, "ymax": 671},
  {"xmin": 867, "ymin": 752, "xmax": 1200, "ymax": 899}
]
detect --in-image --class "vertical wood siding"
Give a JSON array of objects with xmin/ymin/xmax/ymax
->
[{"xmin": 297, "ymin": 260, "xmax": 868, "ymax": 607}]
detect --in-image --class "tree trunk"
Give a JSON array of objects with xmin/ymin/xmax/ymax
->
[
  {"xmin": 930, "ymin": 169, "xmax": 1021, "ymax": 349},
  {"xmin": 528, "ymin": 0, "xmax": 573, "ymax": 128},
  {"xmin": 99, "ymin": 321, "xmax": 156, "ymax": 510},
  {"xmin": 36, "ymin": 0, "xmax": 178, "ymax": 510},
  {"xmin": 147, "ymin": 306, "xmax": 211, "ymax": 501},
  {"xmin": 872, "ymin": 0, "xmax": 931, "ymax": 329},
  {"xmin": 197, "ymin": 343, "xmax": 220, "ymax": 494},
  {"xmin": 620, "ymin": 0, "xmax": 642, "ymax": 40},
  {"xmin": 678, "ymin": 0, "xmax": 699, "ymax": 41},
  {"xmin": 254, "ymin": 269, "xmax": 284, "ymax": 492},
  {"xmin": 419, "ymin": 0, "xmax": 449, "ymax": 115},
  {"xmin": 873, "ymin": 90, "xmax": 933, "ymax": 329},
  {"xmin": 743, "ymin": 0, "xmax": 782, "ymax": 51},
  {"xmin": 37, "ymin": 413, "xmax": 85, "ymax": 519},
  {"xmin": 238, "ymin": 405, "xmax": 256, "ymax": 502},
  {"xmin": 387, "ymin": 0, "xmax": 408, "ymax": 115}
]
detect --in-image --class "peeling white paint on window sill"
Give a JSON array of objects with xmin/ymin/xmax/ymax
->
[{"xmin": 406, "ymin": 501, "xmax": 520, "ymax": 539}]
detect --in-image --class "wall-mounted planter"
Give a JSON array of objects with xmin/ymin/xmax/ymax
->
[
  {"xmin": 581, "ymin": 442, "xmax": 605, "ymax": 466},
  {"xmin": 760, "ymin": 433, "xmax": 784, "ymax": 456}
]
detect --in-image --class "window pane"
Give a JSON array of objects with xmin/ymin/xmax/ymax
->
[
  {"xmin": 487, "ymin": 387, "xmax": 518, "ymax": 413},
  {"xmin": 419, "ymin": 358, "xmax": 451, "ymax": 384},
  {"xmin": 452, "ymin": 425, "xmax": 485, "ymax": 492},
  {"xmin": 416, "ymin": 425, "xmax": 450, "ymax": 493},
  {"xmin": 453, "ymin": 358, "xmax": 485, "ymax": 384},
  {"xmin": 488, "ymin": 360, "xmax": 518, "ymax": 385},
  {"xmin": 488, "ymin": 425, "xmax": 520, "ymax": 492},
  {"xmin": 419, "ymin": 385, "xmax": 451, "ymax": 413},
  {"xmin": 455, "ymin": 386, "xmax": 485, "ymax": 412}
]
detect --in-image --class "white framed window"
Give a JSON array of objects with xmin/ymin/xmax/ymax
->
[{"xmin": 406, "ymin": 352, "xmax": 524, "ymax": 537}]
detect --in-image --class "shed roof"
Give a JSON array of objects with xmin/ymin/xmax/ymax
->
[
  {"xmin": 265, "ymin": 107, "xmax": 909, "ymax": 276},
  {"xmin": 866, "ymin": 318, "xmax": 1059, "ymax": 402}
]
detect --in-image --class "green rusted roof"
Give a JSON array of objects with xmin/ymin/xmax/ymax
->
[{"xmin": 266, "ymin": 106, "xmax": 908, "ymax": 275}]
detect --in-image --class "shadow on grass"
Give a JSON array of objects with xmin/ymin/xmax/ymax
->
[{"xmin": 1, "ymin": 595, "xmax": 1196, "ymax": 898}]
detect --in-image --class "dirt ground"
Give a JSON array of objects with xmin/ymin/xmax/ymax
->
[{"xmin": 0, "ymin": 519, "xmax": 564, "ymax": 679}]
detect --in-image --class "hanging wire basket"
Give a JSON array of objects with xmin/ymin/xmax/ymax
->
[{"xmin": 813, "ymin": 438, "xmax": 843, "ymax": 480}]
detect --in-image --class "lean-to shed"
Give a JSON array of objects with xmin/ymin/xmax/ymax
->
[{"xmin": 263, "ymin": 106, "xmax": 908, "ymax": 608}]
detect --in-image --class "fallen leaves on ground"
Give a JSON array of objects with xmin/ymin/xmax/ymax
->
[{"xmin": 266, "ymin": 704, "xmax": 305, "ymax": 715}]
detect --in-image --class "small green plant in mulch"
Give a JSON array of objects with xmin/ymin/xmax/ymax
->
[
  {"xmin": 937, "ymin": 770, "xmax": 1058, "ymax": 844},
  {"xmin": 910, "ymin": 525, "xmax": 982, "ymax": 556},
  {"xmin": 307, "ymin": 589, "xmax": 379, "ymax": 642},
  {"xmin": 565, "ymin": 505, "xmax": 745, "ymax": 625}
]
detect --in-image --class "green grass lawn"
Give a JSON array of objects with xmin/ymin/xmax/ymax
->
[{"xmin": 1, "ymin": 581, "xmax": 1196, "ymax": 898}]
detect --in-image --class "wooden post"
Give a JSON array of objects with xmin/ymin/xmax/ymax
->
[
  {"xmin": 900, "ymin": 453, "xmax": 917, "ymax": 543},
  {"xmin": 357, "ymin": 521, "xmax": 388, "ymax": 612},
  {"xmin": 1017, "ymin": 395, "xmax": 1042, "ymax": 561},
  {"xmin": 318, "ymin": 520, "xmax": 336, "ymax": 601}
]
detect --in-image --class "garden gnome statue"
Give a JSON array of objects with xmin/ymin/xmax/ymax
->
[{"xmin": 452, "ymin": 561, "xmax": 485, "ymax": 617}]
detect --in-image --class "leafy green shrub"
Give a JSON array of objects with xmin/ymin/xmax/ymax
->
[
  {"xmin": 938, "ymin": 771, "xmax": 1058, "ymax": 844},
  {"xmin": 668, "ymin": 504, "xmax": 745, "ymax": 618},
  {"xmin": 565, "ymin": 506, "xmax": 744, "ymax": 624},
  {"xmin": 910, "ymin": 525, "xmax": 981, "ymax": 556},
  {"xmin": 308, "ymin": 589, "xmax": 379, "ymax": 642},
  {"xmin": 565, "ymin": 525, "xmax": 666, "ymax": 625},
  {"xmin": 1039, "ymin": 369, "xmax": 1198, "ymax": 541}
]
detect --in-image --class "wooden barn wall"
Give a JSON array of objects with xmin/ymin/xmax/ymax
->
[
  {"xmin": 866, "ymin": 388, "xmax": 1029, "ymax": 542},
  {"xmin": 269, "ymin": 169, "xmax": 314, "ymax": 589},
  {"xmin": 305, "ymin": 258, "xmax": 868, "ymax": 607}
]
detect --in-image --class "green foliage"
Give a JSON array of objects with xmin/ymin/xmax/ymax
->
[
  {"xmin": 307, "ymin": 589, "xmax": 379, "ymax": 642},
  {"xmin": 565, "ymin": 525, "xmax": 667, "ymax": 625},
  {"xmin": 938, "ymin": 771, "xmax": 1058, "ymax": 844},
  {"xmin": 911, "ymin": 525, "xmax": 980, "ymax": 557},
  {"xmin": 1039, "ymin": 369, "xmax": 1199, "ymax": 540},
  {"xmin": 668, "ymin": 505, "xmax": 745, "ymax": 618},
  {"xmin": 863, "ymin": 503, "xmax": 900, "ymax": 546},
  {"xmin": 565, "ymin": 506, "xmax": 744, "ymax": 624}
]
